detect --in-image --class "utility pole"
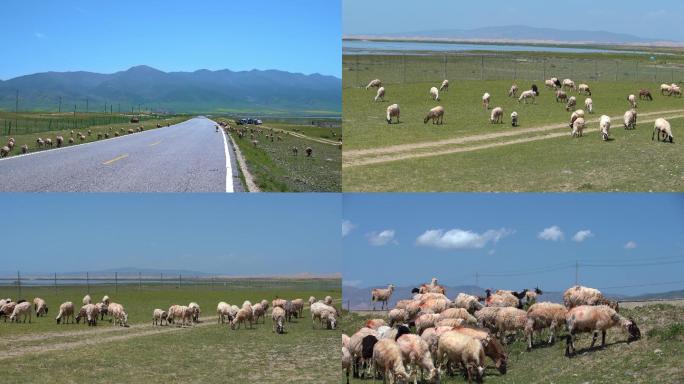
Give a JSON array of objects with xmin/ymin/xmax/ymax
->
[
  {"xmin": 86, "ymin": 98, "xmax": 89, "ymax": 113},
  {"xmin": 475, "ymin": 272, "xmax": 479, "ymax": 287},
  {"xmin": 14, "ymin": 89, "xmax": 19, "ymax": 134},
  {"xmin": 575, "ymin": 260, "xmax": 579, "ymax": 285},
  {"xmin": 58, "ymin": 96, "xmax": 62, "ymax": 113}
]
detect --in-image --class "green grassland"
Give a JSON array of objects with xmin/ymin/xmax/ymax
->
[
  {"xmin": 0, "ymin": 112, "xmax": 190, "ymax": 157},
  {"xmin": 1, "ymin": 283, "xmax": 341, "ymax": 383},
  {"xmin": 340, "ymin": 304, "xmax": 684, "ymax": 384}
]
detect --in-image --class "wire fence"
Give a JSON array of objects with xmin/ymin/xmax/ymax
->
[
  {"xmin": 0, "ymin": 113, "xmax": 171, "ymax": 136},
  {"xmin": 0, "ymin": 272, "xmax": 340, "ymax": 296},
  {"xmin": 343, "ymin": 53, "xmax": 684, "ymax": 88}
]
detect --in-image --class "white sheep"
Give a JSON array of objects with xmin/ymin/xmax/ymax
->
[
  {"xmin": 511, "ymin": 111, "xmax": 518, "ymax": 127},
  {"xmin": 386, "ymin": 104, "xmax": 400, "ymax": 124},
  {"xmin": 308, "ymin": 296, "xmax": 317, "ymax": 306},
  {"xmin": 374, "ymin": 86, "xmax": 385, "ymax": 102},
  {"xmin": 482, "ymin": 92, "xmax": 491, "ymax": 109},
  {"xmin": 33, "ymin": 297, "xmax": 48, "ymax": 317},
  {"xmin": 76, "ymin": 303, "xmax": 99, "ymax": 326},
  {"xmin": 372, "ymin": 339, "xmax": 410, "ymax": 383},
  {"xmin": 562, "ymin": 79, "xmax": 575, "ymax": 91},
  {"xmin": 440, "ymin": 79, "xmax": 449, "ymax": 92},
  {"xmin": 565, "ymin": 305, "xmax": 641, "ymax": 356},
  {"xmin": 388, "ymin": 308, "xmax": 407, "ymax": 327},
  {"xmin": 324, "ymin": 296, "xmax": 334, "ymax": 306},
  {"xmin": 83, "ymin": 294, "xmax": 91, "ymax": 305},
  {"xmin": 518, "ymin": 90, "xmax": 535, "ymax": 104},
  {"xmin": 371, "ymin": 284, "xmax": 394, "ymax": 310},
  {"xmin": 56, "ymin": 301, "xmax": 75, "ymax": 324},
  {"xmin": 490, "ymin": 107, "xmax": 504, "ymax": 124},
  {"xmin": 566, "ymin": 96, "xmax": 577, "ymax": 111},
  {"xmin": 599, "ymin": 115, "xmax": 611, "ymax": 141},
  {"xmin": 544, "ymin": 79, "xmax": 557, "ymax": 89},
  {"xmin": 311, "ymin": 301, "xmax": 337, "ymax": 329},
  {"xmin": 628, "ymin": 94, "xmax": 637, "ymax": 108},
  {"xmin": 584, "ymin": 98, "xmax": 593, "ymax": 113},
  {"xmin": 623, "ymin": 109, "xmax": 637, "ymax": 129},
  {"xmin": 440, "ymin": 308, "xmax": 477, "ymax": 324},
  {"xmin": 9, "ymin": 301, "xmax": 32, "ymax": 323},
  {"xmin": 416, "ymin": 313, "xmax": 441, "ymax": 335},
  {"xmin": 272, "ymin": 306, "xmax": 286, "ymax": 334},
  {"xmin": 525, "ymin": 302, "xmax": 567, "ymax": 350},
  {"xmin": 578, "ymin": 83, "xmax": 591, "ymax": 95},
  {"xmin": 660, "ymin": 83, "xmax": 672, "ymax": 95},
  {"xmin": 366, "ymin": 79, "xmax": 382, "ymax": 90},
  {"xmin": 252, "ymin": 303, "xmax": 266, "ymax": 324},
  {"xmin": 342, "ymin": 346, "xmax": 352, "ymax": 384},
  {"xmin": 102, "ymin": 295, "xmax": 110, "ymax": 305},
  {"xmin": 653, "ymin": 118, "xmax": 674, "ymax": 143},
  {"xmin": 494, "ymin": 307, "xmax": 528, "ymax": 344},
  {"xmin": 188, "ymin": 302, "xmax": 201, "ymax": 323},
  {"xmin": 437, "ymin": 331, "xmax": 486, "ymax": 383},
  {"xmin": 217, "ymin": 302, "xmax": 232, "ymax": 324},
  {"xmin": 571, "ymin": 117, "xmax": 586, "ymax": 138},
  {"xmin": 153, "ymin": 308, "xmax": 168, "ymax": 326},
  {"xmin": 109, "ymin": 303, "xmax": 128, "ymax": 327},
  {"xmin": 396, "ymin": 333, "xmax": 437, "ymax": 382},
  {"xmin": 569, "ymin": 109, "xmax": 585, "ymax": 129},
  {"xmin": 453, "ymin": 293, "xmax": 483, "ymax": 314},
  {"xmin": 508, "ymin": 84, "xmax": 518, "ymax": 97},
  {"xmin": 563, "ymin": 285, "xmax": 618, "ymax": 310},
  {"xmin": 231, "ymin": 307, "xmax": 253, "ymax": 330},
  {"xmin": 429, "ymin": 86, "xmax": 439, "ymax": 101},
  {"xmin": 424, "ymin": 106, "xmax": 445, "ymax": 125}
]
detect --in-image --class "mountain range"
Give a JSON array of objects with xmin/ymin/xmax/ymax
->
[{"xmin": 0, "ymin": 66, "xmax": 341, "ymax": 116}]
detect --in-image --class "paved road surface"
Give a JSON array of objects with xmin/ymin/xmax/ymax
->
[{"xmin": 0, "ymin": 117, "xmax": 243, "ymax": 192}]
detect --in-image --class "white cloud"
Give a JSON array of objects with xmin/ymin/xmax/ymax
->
[
  {"xmin": 367, "ymin": 229, "xmax": 396, "ymax": 246},
  {"xmin": 624, "ymin": 241, "xmax": 638, "ymax": 249},
  {"xmin": 488, "ymin": 249, "xmax": 496, "ymax": 255},
  {"xmin": 342, "ymin": 220, "xmax": 356, "ymax": 237},
  {"xmin": 416, "ymin": 228, "xmax": 514, "ymax": 249},
  {"xmin": 538, "ymin": 226, "xmax": 564, "ymax": 241},
  {"xmin": 34, "ymin": 32, "xmax": 45, "ymax": 39},
  {"xmin": 572, "ymin": 230, "xmax": 594, "ymax": 242}
]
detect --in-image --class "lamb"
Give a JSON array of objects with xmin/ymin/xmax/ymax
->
[
  {"xmin": 440, "ymin": 79, "xmax": 449, "ymax": 92},
  {"xmin": 372, "ymin": 339, "xmax": 410, "ymax": 383},
  {"xmin": 584, "ymin": 97, "xmax": 593, "ymax": 113},
  {"xmin": 555, "ymin": 90, "xmax": 568, "ymax": 103},
  {"xmin": 374, "ymin": 86, "xmax": 385, "ymax": 102},
  {"xmin": 51, "ymin": 302, "xmax": 74, "ymax": 325},
  {"xmin": 231, "ymin": 307, "xmax": 253, "ymax": 329},
  {"xmin": 440, "ymin": 308, "xmax": 477, "ymax": 324},
  {"xmin": 565, "ymin": 305, "xmax": 641, "ymax": 356},
  {"xmin": 452, "ymin": 325, "xmax": 508, "ymax": 375},
  {"xmin": 639, "ymin": 89, "xmax": 653, "ymax": 100},
  {"xmin": 578, "ymin": 83, "xmax": 591, "ymax": 95},
  {"xmin": 653, "ymin": 117, "xmax": 674, "ymax": 143},
  {"xmin": 366, "ymin": 79, "xmax": 382, "ymax": 90},
  {"xmin": 9, "ymin": 301, "xmax": 32, "ymax": 323},
  {"xmin": 490, "ymin": 107, "xmax": 504, "ymax": 123},
  {"xmin": 508, "ymin": 84, "xmax": 518, "ymax": 97},
  {"xmin": 153, "ymin": 308, "xmax": 168, "ymax": 326},
  {"xmin": 453, "ymin": 293, "xmax": 483, "ymax": 314},
  {"xmin": 565, "ymin": 96, "xmax": 577, "ymax": 111},
  {"xmin": 569, "ymin": 109, "xmax": 585, "ymax": 128},
  {"xmin": 482, "ymin": 92, "xmax": 490, "ymax": 109},
  {"xmin": 311, "ymin": 301, "xmax": 337, "ymax": 329},
  {"xmin": 424, "ymin": 106, "xmax": 444, "ymax": 125},
  {"xmin": 429, "ymin": 86, "xmax": 439, "ymax": 101},
  {"xmin": 518, "ymin": 89, "xmax": 535, "ymax": 104},
  {"xmin": 272, "ymin": 306, "xmax": 286, "ymax": 334},
  {"xmin": 628, "ymin": 94, "xmax": 637, "ymax": 108},
  {"xmin": 386, "ymin": 104, "xmax": 400, "ymax": 124},
  {"xmin": 396, "ymin": 333, "xmax": 437, "ymax": 382},
  {"xmin": 571, "ymin": 117, "xmax": 586, "ymax": 138},
  {"xmin": 371, "ymin": 284, "xmax": 394, "ymax": 310},
  {"xmin": 33, "ymin": 297, "xmax": 48, "ymax": 317},
  {"xmin": 388, "ymin": 308, "xmax": 407, "ymax": 327},
  {"xmin": 598, "ymin": 115, "xmax": 611, "ymax": 141},
  {"xmin": 437, "ymin": 331, "xmax": 486, "ymax": 383},
  {"xmin": 511, "ymin": 111, "xmax": 518, "ymax": 127},
  {"xmin": 83, "ymin": 294, "xmax": 91, "ymax": 305},
  {"xmin": 623, "ymin": 109, "xmax": 637, "ymax": 129},
  {"xmin": 252, "ymin": 303, "xmax": 266, "ymax": 324},
  {"xmin": 415, "ymin": 313, "xmax": 441, "ymax": 335},
  {"xmin": 562, "ymin": 79, "xmax": 575, "ymax": 91},
  {"xmin": 563, "ymin": 285, "xmax": 618, "ymax": 310},
  {"xmin": 494, "ymin": 307, "xmax": 528, "ymax": 344},
  {"xmin": 108, "ymin": 302, "xmax": 128, "ymax": 327},
  {"xmin": 525, "ymin": 302, "xmax": 567, "ymax": 350}
]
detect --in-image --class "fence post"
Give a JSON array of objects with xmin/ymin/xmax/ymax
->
[
  {"xmin": 161, "ymin": 273, "xmax": 163, "ymax": 287},
  {"xmin": 402, "ymin": 54, "xmax": 406, "ymax": 84},
  {"xmin": 543, "ymin": 59, "xmax": 546, "ymax": 81},
  {"xmin": 87, "ymin": 272, "xmax": 90, "ymax": 293},
  {"xmin": 636, "ymin": 61, "xmax": 639, "ymax": 81},
  {"xmin": 481, "ymin": 56, "xmax": 484, "ymax": 80},
  {"xmin": 54, "ymin": 272, "xmax": 57, "ymax": 293},
  {"xmin": 616, "ymin": 61, "xmax": 619, "ymax": 81},
  {"xmin": 443, "ymin": 54, "xmax": 447, "ymax": 80},
  {"xmin": 17, "ymin": 271, "xmax": 21, "ymax": 297},
  {"xmin": 179, "ymin": 274, "xmax": 182, "ymax": 289},
  {"xmin": 139, "ymin": 272, "xmax": 142, "ymax": 290},
  {"xmin": 115, "ymin": 272, "xmax": 118, "ymax": 293}
]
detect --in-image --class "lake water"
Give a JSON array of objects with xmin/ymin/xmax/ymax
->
[{"xmin": 343, "ymin": 39, "xmax": 656, "ymax": 55}]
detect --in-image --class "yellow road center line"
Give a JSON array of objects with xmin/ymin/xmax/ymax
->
[
  {"xmin": 149, "ymin": 140, "xmax": 162, "ymax": 146},
  {"xmin": 103, "ymin": 154, "xmax": 129, "ymax": 165}
]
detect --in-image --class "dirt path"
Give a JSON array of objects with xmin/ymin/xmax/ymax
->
[
  {"xmin": 343, "ymin": 109, "xmax": 684, "ymax": 168},
  {"xmin": 226, "ymin": 132, "xmax": 261, "ymax": 192},
  {"xmin": 0, "ymin": 317, "xmax": 217, "ymax": 360},
  {"xmin": 262, "ymin": 125, "xmax": 341, "ymax": 146}
]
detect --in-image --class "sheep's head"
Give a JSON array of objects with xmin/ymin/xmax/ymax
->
[
  {"xmin": 328, "ymin": 315, "xmax": 337, "ymax": 330},
  {"xmin": 627, "ymin": 319, "xmax": 641, "ymax": 342},
  {"xmin": 475, "ymin": 365, "xmax": 485, "ymax": 381},
  {"xmin": 423, "ymin": 115, "xmax": 430, "ymax": 124},
  {"xmin": 276, "ymin": 317, "xmax": 284, "ymax": 334}
]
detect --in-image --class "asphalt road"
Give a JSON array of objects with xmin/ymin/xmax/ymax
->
[{"xmin": 0, "ymin": 116, "xmax": 243, "ymax": 192}]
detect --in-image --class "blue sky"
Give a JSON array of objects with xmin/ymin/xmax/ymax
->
[
  {"xmin": 343, "ymin": 0, "xmax": 684, "ymax": 41},
  {"xmin": 0, "ymin": 193, "xmax": 341, "ymax": 276},
  {"xmin": 342, "ymin": 194, "xmax": 684, "ymax": 295},
  {"xmin": 0, "ymin": 1, "xmax": 341, "ymax": 80}
]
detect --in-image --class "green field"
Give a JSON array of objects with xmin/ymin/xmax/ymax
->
[
  {"xmin": 341, "ymin": 304, "xmax": 684, "ymax": 384},
  {"xmin": 343, "ymin": 77, "xmax": 684, "ymax": 192},
  {"xmin": 1, "ymin": 283, "xmax": 341, "ymax": 383},
  {"xmin": 214, "ymin": 118, "xmax": 341, "ymax": 192},
  {"xmin": 0, "ymin": 112, "xmax": 190, "ymax": 157}
]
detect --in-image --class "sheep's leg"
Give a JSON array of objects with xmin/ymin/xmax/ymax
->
[
  {"xmin": 601, "ymin": 330, "xmax": 606, "ymax": 348},
  {"xmin": 590, "ymin": 331, "xmax": 598, "ymax": 348}
]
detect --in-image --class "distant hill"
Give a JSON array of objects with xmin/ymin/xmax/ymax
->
[
  {"xmin": 348, "ymin": 25, "xmax": 682, "ymax": 46},
  {"xmin": 0, "ymin": 66, "xmax": 341, "ymax": 116}
]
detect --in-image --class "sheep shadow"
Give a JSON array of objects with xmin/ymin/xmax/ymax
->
[{"xmin": 566, "ymin": 339, "xmax": 633, "ymax": 357}]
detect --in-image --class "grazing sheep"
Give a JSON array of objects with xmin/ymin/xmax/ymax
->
[
  {"xmin": 386, "ymin": 104, "xmax": 400, "ymax": 124},
  {"xmin": 578, "ymin": 83, "xmax": 591, "ymax": 95},
  {"xmin": 584, "ymin": 98, "xmax": 593, "ymax": 113},
  {"xmin": 388, "ymin": 308, "xmax": 407, "ymax": 327},
  {"xmin": 628, "ymin": 94, "xmax": 637, "ymax": 108},
  {"xmin": 508, "ymin": 84, "xmax": 518, "ymax": 97},
  {"xmin": 45, "ymin": 138, "xmax": 53, "ymax": 147},
  {"xmin": 102, "ymin": 295, "xmax": 110, "ymax": 305},
  {"xmin": 21, "ymin": 144, "xmax": 28, "ymax": 154},
  {"xmin": 259, "ymin": 299, "xmax": 269, "ymax": 313},
  {"xmin": 272, "ymin": 298, "xmax": 287, "ymax": 309},
  {"xmin": 572, "ymin": 117, "xmax": 586, "ymax": 137},
  {"xmin": 311, "ymin": 302, "xmax": 337, "ymax": 329},
  {"xmin": 252, "ymin": 303, "xmax": 266, "ymax": 324},
  {"xmin": 217, "ymin": 302, "xmax": 232, "ymax": 324},
  {"xmin": 555, "ymin": 90, "xmax": 568, "ymax": 103},
  {"xmin": 105, "ymin": 133, "xmax": 109, "ymax": 139},
  {"xmin": 452, "ymin": 325, "xmax": 508, "ymax": 375},
  {"xmin": 437, "ymin": 331, "xmax": 486, "ymax": 384},
  {"xmin": 482, "ymin": 92, "xmax": 491, "ymax": 109},
  {"xmin": 565, "ymin": 305, "xmax": 641, "ymax": 356},
  {"xmin": 343, "ymin": 346, "xmax": 352, "ymax": 384},
  {"xmin": 69, "ymin": 137, "xmax": 75, "ymax": 144},
  {"xmin": 660, "ymin": 83, "xmax": 672, "ymax": 95},
  {"xmin": 436, "ymin": 318, "xmax": 465, "ymax": 328},
  {"xmin": 494, "ymin": 307, "xmax": 528, "ymax": 344},
  {"xmin": 639, "ymin": 89, "xmax": 653, "ymax": 100},
  {"xmin": 396, "ymin": 333, "xmax": 437, "ymax": 382},
  {"xmin": 9, "ymin": 301, "xmax": 32, "ymax": 323},
  {"xmin": 653, "ymin": 117, "xmax": 674, "ymax": 143},
  {"xmin": 153, "ymin": 309, "xmax": 168, "ymax": 326},
  {"xmin": 79, "ymin": 134, "xmax": 86, "ymax": 141},
  {"xmin": 188, "ymin": 302, "xmax": 201, "ymax": 323},
  {"xmin": 490, "ymin": 107, "xmax": 504, "ymax": 124},
  {"xmin": 56, "ymin": 301, "xmax": 75, "ymax": 324},
  {"xmin": 371, "ymin": 284, "xmax": 395, "ymax": 310},
  {"xmin": 599, "ymin": 115, "xmax": 611, "ymax": 141},
  {"xmin": 97, "ymin": 133, "xmax": 103, "ymax": 140},
  {"xmin": 424, "ymin": 105, "xmax": 445, "ymax": 125},
  {"xmin": 562, "ymin": 79, "xmax": 575, "ymax": 92},
  {"xmin": 33, "ymin": 298, "xmax": 48, "ymax": 317},
  {"xmin": 272, "ymin": 306, "xmax": 286, "ymax": 334},
  {"xmin": 545, "ymin": 79, "xmax": 558, "ymax": 89},
  {"xmin": 1, "ymin": 301, "xmax": 17, "ymax": 321},
  {"xmin": 305, "ymin": 146, "xmax": 313, "ymax": 157},
  {"xmin": 429, "ymin": 86, "xmax": 439, "ymax": 101},
  {"xmin": 324, "ymin": 296, "xmax": 334, "ymax": 306},
  {"xmin": 231, "ymin": 307, "xmax": 253, "ymax": 330},
  {"xmin": 454, "ymin": 293, "xmax": 484, "ymax": 314},
  {"xmin": 0, "ymin": 146, "xmax": 10, "ymax": 157},
  {"xmin": 484, "ymin": 289, "xmax": 521, "ymax": 308},
  {"xmin": 76, "ymin": 304, "xmax": 99, "ymax": 326},
  {"xmin": 525, "ymin": 302, "xmax": 567, "ymax": 350},
  {"xmin": 563, "ymin": 285, "xmax": 618, "ymax": 310},
  {"xmin": 440, "ymin": 79, "xmax": 449, "ymax": 92},
  {"xmin": 566, "ymin": 96, "xmax": 577, "ymax": 111},
  {"xmin": 114, "ymin": 132, "xmax": 120, "ymax": 137},
  {"xmin": 475, "ymin": 307, "xmax": 501, "ymax": 331},
  {"xmin": 569, "ymin": 109, "xmax": 585, "ymax": 128},
  {"xmin": 36, "ymin": 138, "xmax": 44, "ymax": 148},
  {"xmin": 308, "ymin": 296, "xmax": 317, "ymax": 306},
  {"xmin": 416, "ymin": 313, "xmax": 442, "ymax": 335},
  {"xmin": 108, "ymin": 303, "xmax": 128, "ymax": 327},
  {"xmin": 83, "ymin": 295, "xmax": 91, "ymax": 305},
  {"xmin": 441, "ymin": 308, "xmax": 477, "ymax": 324},
  {"xmin": 518, "ymin": 89, "xmax": 536, "ymax": 104},
  {"xmin": 373, "ymin": 339, "xmax": 410, "ymax": 384},
  {"xmin": 56, "ymin": 136, "xmax": 64, "ymax": 147},
  {"xmin": 670, "ymin": 84, "xmax": 682, "ymax": 97},
  {"xmin": 350, "ymin": 327, "xmax": 379, "ymax": 378},
  {"xmin": 95, "ymin": 302, "xmax": 108, "ymax": 320},
  {"xmin": 511, "ymin": 111, "xmax": 518, "ymax": 127},
  {"xmin": 366, "ymin": 79, "xmax": 382, "ymax": 90},
  {"xmin": 374, "ymin": 86, "xmax": 386, "ymax": 102}
]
